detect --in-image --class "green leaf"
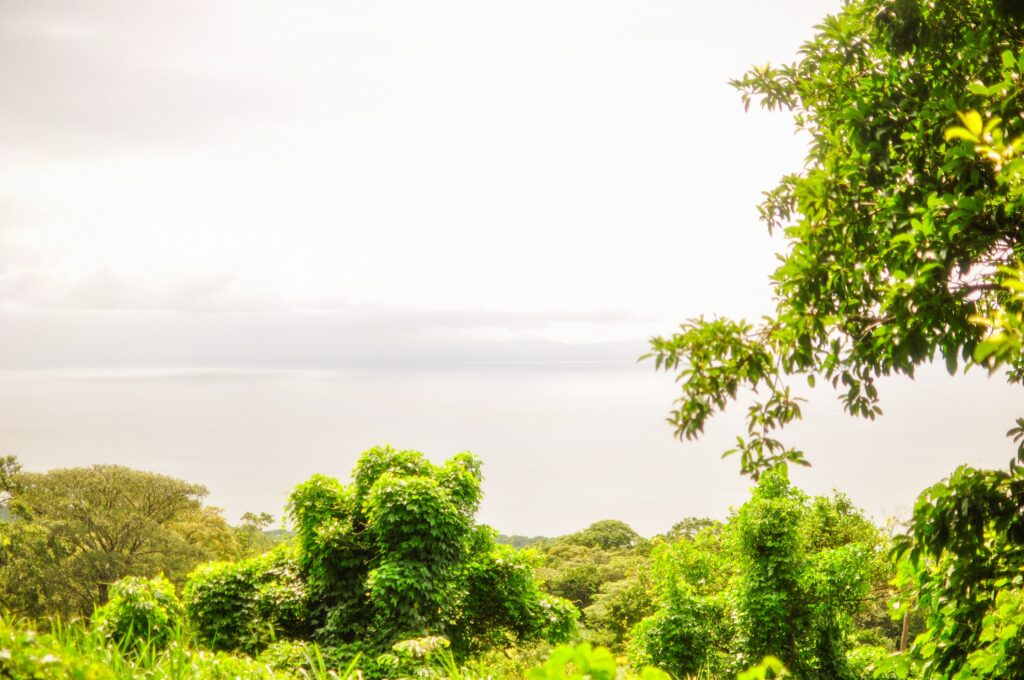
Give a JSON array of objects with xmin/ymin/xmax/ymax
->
[{"xmin": 957, "ymin": 110, "xmax": 984, "ymax": 137}]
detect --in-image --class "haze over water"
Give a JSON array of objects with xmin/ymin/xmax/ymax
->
[{"xmin": 1, "ymin": 362, "xmax": 1017, "ymax": 536}]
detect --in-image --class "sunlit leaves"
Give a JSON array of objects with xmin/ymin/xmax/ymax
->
[{"xmin": 650, "ymin": 0, "xmax": 1024, "ymax": 479}]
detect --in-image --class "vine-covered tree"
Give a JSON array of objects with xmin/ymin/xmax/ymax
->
[
  {"xmin": 185, "ymin": 445, "xmax": 577, "ymax": 659},
  {"xmin": 630, "ymin": 470, "xmax": 883, "ymax": 679}
]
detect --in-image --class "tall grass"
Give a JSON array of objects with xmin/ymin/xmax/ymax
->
[{"xmin": 0, "ymin": 613, "xmax": 359, "ymax": 680}]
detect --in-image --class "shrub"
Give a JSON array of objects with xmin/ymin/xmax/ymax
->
[
  {"xmin": 93, "ymin": 574, "xmax": 184, "ymax": 652},
  {"xmin": 187, "ymin": 445, "xmax": 578, "ymax": 659},
  {"xmin": 527, "ymin": 643, "xmax": 669, "ymax": 680},
  {"xmin": 184, "ymin": 542, "xmax": 309, "ymax": 653},
  {"xmin": 846, "ymin": 645, "xmax": 901, "ymax": 680}
]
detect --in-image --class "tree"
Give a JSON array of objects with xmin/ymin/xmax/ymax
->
[
  {"xmin": 564, "ymin": 520, "xmax": 641, "ymax": 551},
  {"xmin": 0, "ymin": 464, "xmax": 237, "ymax": 618},
  {"xmin": 646, "ymin": 0, "xmax": 1024, "ymax": 477},
  {"xmin": 185, "ymin": 445, "xmax": 577, "ymax": 658},
  {"xmin": 661, "ymin": 517, "xmax": 717, "ymax": 542},
  {"xmin": 645, "ymin": 0, "xmax": 1024, "ymax": 674},
  {"xmin": 629, "ymin": 471, "xmax": 882, "ymax": 679},
  {"xmin": 535, "ymin": 521, "xmax": 647, "ymax": 612},
  {"xmin": 234, "ymin": 511, "xmax": 279, "ymax": 558}
]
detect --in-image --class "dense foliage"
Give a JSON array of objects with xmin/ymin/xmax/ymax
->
[
  {"xmin": 629, "ymin": 469, "xmax": 888, "ymax": 679},
  {"xmin": 94, "ymin": 575, "xmax": 186, "ymax": 652},
  {"xmin": 185, "ymin": 543, "xmax": 310, "ymax": 653},
  {"xmin": 0, "ymin": 464, "xmax": 237, "ymax": 618},
  {"xmin": 186, "ymin": 446, "xmax": 577, "ymax": 662},
  {"xmin": 644, "ymin": 0, "xmax": 1024, "ymax": 675}
]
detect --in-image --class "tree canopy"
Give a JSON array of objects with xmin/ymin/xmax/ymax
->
[
  {"xmin": 647, "ymin": 0, "xmax": 1024, "ymax": 476},
  {"xmin": 0, "ymin": 463, "xmax": 236, "ymax": 618}
]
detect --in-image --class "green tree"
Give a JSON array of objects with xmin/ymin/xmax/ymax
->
[
  {"xmin": 645, "ymin": 0, "xmax": 1024, "ymax": 675},
  {"xmin": 646, "ymin": 0, "xmax": 1024, "ymax": 476},
  {"xmin": 234, "ymin": 511, "xmax": 279, "ymax": 559},
  {"xmin": 185, "ymin": 445, "xmax": 577, "ymax": 659},
  {"xmin": 563, "ymin": 520, "xmax": 641, "ymax": 551},
  {"xmin": 630, "ymin": 471, "xmax": 883, "ymax": 679},
  {"xmin": 661, "ymin": 517, "xmax": 717, "ymax": 542},
  {"xmin": 0, "ymin": 464, "xmax": 237, "ymax": 618}
]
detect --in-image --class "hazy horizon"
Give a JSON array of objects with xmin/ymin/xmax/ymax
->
[{"xmin": 2, "ymin": 360, "xmax": 1018, "ymax": 537}]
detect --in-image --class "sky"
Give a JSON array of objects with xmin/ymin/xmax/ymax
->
[{"xmin": 2, "ymin": 0, "xmax": 1021, "ymax": 535}]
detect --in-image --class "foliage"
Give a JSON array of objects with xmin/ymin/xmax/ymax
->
[
  {"xmin": 94, "ymin": 575, "xmax": 185, "ymax": 652},
  {"xmin": 535, "ymin": 521, "xmax": 648, "ymax": 611},
  {"xmin": 734, "ymin": 470, "xmax": 807, "ymax": 669},
  {"xmin": 630, "ymin": 470, "xmax": 884, "ymax": 679},
  {"xmin": 184, "ymin": 542, "xmax": 310, "ymax": 654},
  {"xmin": 257, "ymin": 639, "xmax": 363, "ymax": 679},
  {"xmin": 661, "ymin": 517, "xmax": 718, "ymax": 542},
  {"xmin": 646, "ymin": 0, "xmax": 1024, "ymax": 478},
  {"xmin": 0, "ymin": 463, "xmax": 237, "ymax": 619},
  {"xmin": 189, "ymin": 445, "xmax": 577, "ymax": 659},
  {"xmin": 628, "ymin": 520, "xmax": 734, "ymax": 677},
  {"xmin": 452, "ymin": 535, "xmax": 578, "ymax": 653},
  {"xmin": 496, "ymin": 534, "xmax": 549, "ymax": 549},
  {"xmin": 582, "ymin": 573, "xmax": 655, "ymax": 649},
  {"xmin": 888, "ymin": 462, "xmax": 1024, "ymax": 678},
  {"xmin": 0, "ymin": 615, "xmax": 113, "ymax": 680},
  {"xmin": 526, "ymin": 643, "xmax": 668, "ymax": 680},
  {"xmin": 736, "ymin": 656, "xmax": 788, "ymax": 680},
  {"xmin": 644, "ymin": 1, "xmax": 1024, "ymax": 674},
  {"xmin": 0, "ymin": 614, "xmax": 297, "ymax": 680},
  {"xmin": 0, "ymin": 455, "xmax": 21, "ymax": 513},
  {"xmin": 846, "ymin": 645, "xmax": 905, "ymax": 680},
  {"xmin": 560, "ymin": 521, "xmax": 641, "ymax": 551}
]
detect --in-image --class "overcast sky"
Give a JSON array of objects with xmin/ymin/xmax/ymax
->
[
  {"xmin": 1, "ymin": 0, "xmax": 832, "ymax": 350},
  {"xmin": 3, "ymin": 1, "xmax": 1020, "ymax": 534}
]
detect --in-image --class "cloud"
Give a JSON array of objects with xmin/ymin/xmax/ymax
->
[{"xmin": 0, "ymin": 2, "xmax": 416, "ymax": 158}]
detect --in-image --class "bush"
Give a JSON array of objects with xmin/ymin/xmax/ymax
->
[
  {"xmin": 528, "ymin": 643, "xmax": 669, "ymax": 680},
  {"xmin": 184, "ymin": 542, "xmax": 309, "ymax": 653},
  {"xmin": 846, "ymin": 645, "xmax": 901, "ymax": 680},
  {"xmin": 187, "ymin": 446, "xmax": 578, "ymax": 659},
  {"xmin": 93, "ymin": 574, "xmax": 184, "ymax": 652}
]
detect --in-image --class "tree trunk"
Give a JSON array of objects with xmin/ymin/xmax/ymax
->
[{"xmin": 899, "ymin": 610, "xmax": 910, "ymax": 652}]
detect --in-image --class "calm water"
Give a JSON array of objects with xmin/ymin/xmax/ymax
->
[{"xmin": 0, "ymin": 363, "xmax": 1018, "ymax": 535}]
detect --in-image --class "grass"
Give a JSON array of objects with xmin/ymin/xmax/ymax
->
[{"xmin": 0, "ymin": 613, "xmax": 361, "ymax": 680}]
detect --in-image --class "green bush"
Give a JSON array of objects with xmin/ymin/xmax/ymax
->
[
  {"xmin": 527, "ymin": 643, "xmax": 669, "ymax": 680},
  {"xmin": 452, "ymin": 536, "xmax": 577, "ymax": 653},
  {"xmin": 846, "ymin": 645, "xmax": 901, "ymax": 680},
  {"xmin": 184, "ymin": 542, "xmax": 309, "ymax": 653},
  {"xmin": 629, "ymin": 469, "xmax": 881, "ymax": 679},
  {"xmin": 187, "ymin": 445, "xmax": 578, "ymax": 659},
  {"xmin": 93, "ymin": 574, "xmax": 184, "ymax": 652}
]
